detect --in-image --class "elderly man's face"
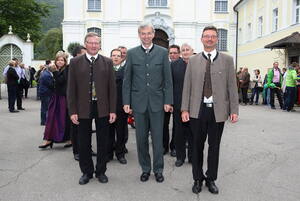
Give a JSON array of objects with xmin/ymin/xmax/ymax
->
[{"xmin": 181, "ymin": 46, "xmax": 193, "ymax": 61}]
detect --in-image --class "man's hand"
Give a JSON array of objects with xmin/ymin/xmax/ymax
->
[
  {"xmin": 109, "ymin": 113, "xmax": 117, "ymax": 124},
  {"xmin": 123, "ymin": 105, "xmax": 131, "ymax": 113},
  {"xmin": 230, "ymin": 114, "xmax": 238, "ymax": 123},
  {"xmin": 70, "ymin": 114, "xmax": 79, "ymax": 125},
  {"xmin": 181, "ymin": 111, "xmax": 190, "ymax": 122},
  {"xmin": 164, "ymin": 104, "xmax": 173, "ymax": 112}
]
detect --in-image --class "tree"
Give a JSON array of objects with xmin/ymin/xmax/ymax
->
[
  {"xmin": 67, "ymin": 42, "xmax": 81, "ymax": 56},
  {"xmin": 0, "ymin": 0, "xmax": 51, "ymax": 42},
  {"xmin": 35, "ymin": 28, "xmax": 62, "ymax": 60}
]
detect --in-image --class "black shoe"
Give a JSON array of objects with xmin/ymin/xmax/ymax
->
[
  {"xmin": 74, "ymin": 154, "xmax": 79, "ymax": 161},
  {"xmin": 154, "ymin": 173, "xmax": 164, "ymax": 183},
  {"xmin": 97, "ymin": 174, "xmax": 108, "ymax": 183},
  {"xmin": 163, "ymin": 149, "xmax": 169, "ymax": 155},
  {"xmin": 91, "ymin": 150, "xmax": 97, "ymax": 156},
  {"xmin": 38, "ymin": 141, "xmax": 53, "ymax": 149},
  {"xmin": 18, "ymin": 108, "xmax": 25, "ymax": 110},
  {"xmin": 64, "ymin": 143, "xmax": 72, "ymax": 148},
  {"xmin": 170, "ymin": 149, "xmax": 176, "ymax": 157},
  {"xmin": 117, "ymin": 157, "xmax": 127, "ymax": 164},
  {"xmin": 140, "ymin": 172, "xmax": 150, "ymax": 182},
  {"xmin": 79, "ymin": 174, "xmax": 93, "ymax": 185},
  {"xmin": 192, "ymin": 180, "xmax": 202, "ymax": 194},
  {"xmin": 271, "ymin": 106, "xmax": 276, "ymax": 109},
  {"xmin": 175, "ymin": 159, "xmax": 184, "ymax": 167},
  {"xmin": 9, "ymin": 110, "xmax": 19, "ymax": 113},
  {"xmin": 206, "ymin": 180, "xmax": 219, "ymax": 194}
]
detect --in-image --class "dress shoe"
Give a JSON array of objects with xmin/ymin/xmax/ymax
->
[
  {"xmin": 154, "ymin": 173, "xmax": 164, "ymax": 183},
  {"xmin": 38, "ymin": 141, "xmax": 53, "ymax": 149},
  {"xmin": 91, "ymin": 150, "xmax": 97, "ymax": 156},
  {"xmin": 271, "ymin": 106, "xmax": 276, "ymax": 109},
  {"xmin": 74, "ymin": 154, "xmax": 79, "ymax": 161},
  {"xmin": 97, "ymin": 174, "xmax": 108, "ymax": 183},
  {"xmin": 163, "ymin": 149, "xmax": 169, "ymax": 155},
  {"xmin": 117, "ymin": 157, "xmax": 127, "ymax": 164},
  {"xmin": 79, "ymin": 174, "xmax": 93, "ymax": 185},
  {"xmin": 170, "ymin": 149, "xmax": 176, "ymax": 157},
  {"xmin": 140, "ymin": 172, "xmax": 150, "ymax": 182},
  {"xmin": 64, "ymin": 143, "xmax": 72, "ymax": 148},
  {"xmin": 175, "ymin": 159, "xmax": 184, "ymax": 167},
  {"xmin": 192, "ymin": 180, "xmax": 202, "ymax": 194},
  {"xmin": 18, "ymin": 108, "xmax": 25, "ymax": 110},
  {"xmin": 206, "ymin": 180, "xmax": 219, "ymax": 194},
  {"xmin": 9, "ymin": 110, "xmax": 19, "ymax": 113}
]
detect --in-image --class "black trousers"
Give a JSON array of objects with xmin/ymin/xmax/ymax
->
[
  {"xmin": 78, "ymin": 102, "xmax": 110, "ymax": 176},
  {"xmin": 163, "ymin": 112, "xmax": 175, "ymax": 152},
  {"xmin": 190, "ymin": 104, "xmax": 224, "ymax": 181},
  {"xmin": 108, "ymin": 111, "xmax": 128, "ymax": 158},
  {"xmin": 16, "ymin": 84, "xmax": 23, "ymax": 109},
  {"xmin": 241, "ymin": 87, "xmax": 248, "ymax": 104},
  {"xmin": 71, "ymin": 123, "xmax": 79, "ymax": 155},
  {"xmin": 270, "ymin": 83, "xmax": 283, "ymax": 108},
  {"xmin": 173, "ymin": 109, "xmax": 192, "ymax": 161},
  {"xmin": 7, "ymin": 84, "xmax": 17, "ymax": 111}
]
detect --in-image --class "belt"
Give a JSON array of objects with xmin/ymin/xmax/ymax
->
[{"xmin": 203, "ymin": 103, "xmax": 213, "ymax": 108}]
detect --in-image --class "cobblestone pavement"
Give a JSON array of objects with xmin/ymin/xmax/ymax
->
[{"xmin": 0, "ymin": 87, "xmax": 299, "ymax": 201}]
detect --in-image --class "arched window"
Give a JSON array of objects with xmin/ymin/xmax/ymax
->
[
  {"xmin": 88, "ymin": 0, "xmax": 101, "ymax": 11},
  {"xmin": 0, "ymin": 44, "xmax": 22, "ymax": 80},
  {"xmin": 215, "ymin": 0, "xmax": 228, "ymax": 12},
  {"xmin": 148, "ymin": 0, "xmax": 168, "ymax": 7},
  {"xmin": 217, "ymin": 29, "xmax": 227, "ymax": 51},
  {"xmin": 87, "ymin": 27, "xmax": 101, "ymax": 37}
]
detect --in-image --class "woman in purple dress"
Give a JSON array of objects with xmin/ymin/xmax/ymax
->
[{"xmin": 39, "ymin": 53, "xmax": 71, "ymax": 148}]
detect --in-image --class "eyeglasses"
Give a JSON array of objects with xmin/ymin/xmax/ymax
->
[
  {"xmin": 202, "ymin": 35, "xmax": 218, "ymax": 39},
  {"xmin": 86, "ymin": 41, "xmax": 100, "ymax": 46}
]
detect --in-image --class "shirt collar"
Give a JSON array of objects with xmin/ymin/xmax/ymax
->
[
  {"xmin": 141, "ymin": 43, "xmax": 153, "ymax": 52},
  {"xmin": 203, "ymin": 49, "xmax": 217, "ymax": 62},
  {"xmin": 85, "ymin": 53, "xmax": 99, "ymax": 62}
]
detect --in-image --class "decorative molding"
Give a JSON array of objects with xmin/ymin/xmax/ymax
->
[{"xmin": 150, "ymin": 12, "xmax": 175, "ymax": 44}]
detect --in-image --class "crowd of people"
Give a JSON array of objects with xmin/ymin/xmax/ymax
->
[
  {"xmin": 237, "ymin": 61, "xmax": 300, "ymax": 111},
  {"xmin": 2, "ymin": 58, "xmax": 36, "ymax": 112},
  {"xmin": 4, "ymin": 22, "xmax": 298, "ymax": 195}
]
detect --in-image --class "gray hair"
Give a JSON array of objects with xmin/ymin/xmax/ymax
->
[
  {"xmin": 138, "ymin": 22, "xmax": 155, "ymax": 33},
  {"xmin": 181, "ymin": 43, "xmax": 193, "ymax": 50}
]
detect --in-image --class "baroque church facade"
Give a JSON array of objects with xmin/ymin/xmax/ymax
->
[{"xmin": 63, "ymin": 0, "xmax": 238, "ymax": 57}]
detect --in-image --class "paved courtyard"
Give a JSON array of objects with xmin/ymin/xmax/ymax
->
[{"xmin": 0, "ymin": 87, "xmax": 300, "ymax": 201}]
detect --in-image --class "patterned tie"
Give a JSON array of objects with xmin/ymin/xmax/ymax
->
[
  {"xmin": 145, "ymin": 48, "xmax": 150, "ymax": 54},
  {"xmin": 203, "ymin": 53, "xmax": 212, "ymax": 98},
  {"xmin": 90, "ymin": 56, "xmax": 96, "ymax": 100}
]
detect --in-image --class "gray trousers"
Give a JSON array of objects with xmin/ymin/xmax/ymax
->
[{"xmin": 134, "ymin": 109, "xmax": 164, "ymax": 174}]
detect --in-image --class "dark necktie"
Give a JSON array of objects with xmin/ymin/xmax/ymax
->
[
  {"xmin": 90, "ymin": 56, "xmax": 96, "ymax": 101},
  {"xmin": 203, "ymin": 53, "xmax": 212, "ymax": 98}
]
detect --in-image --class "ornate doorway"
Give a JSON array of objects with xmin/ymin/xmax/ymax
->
[
  {"xmin": 0, "ymin": 44, "xmax": 22, "ymax": 80},
  {"xmin": 153, "ymin": 29, "xmax": 169, "ymax": 48}
]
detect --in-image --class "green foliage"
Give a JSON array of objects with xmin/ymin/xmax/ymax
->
[
  {"xmin": 0, "ymin": 0, "xmax": 51, "ymax": 42},
  {"xmin": 35, "ymin": 28, "xmax": 62, "ymax": 60},
  {"xmin": 36, "ymin": 0, "xmax": 64, "ymax": 32},
  {"xmin": 67, "ymin": 42, "xmax": 81, "ymax": 55}
]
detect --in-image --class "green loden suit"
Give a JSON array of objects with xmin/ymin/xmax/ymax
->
[{"xmin": 122, "ymin": 44, "xmax": 173, "ymax": 174}]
